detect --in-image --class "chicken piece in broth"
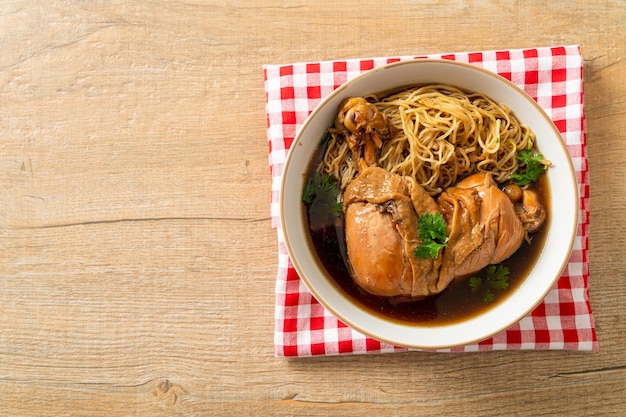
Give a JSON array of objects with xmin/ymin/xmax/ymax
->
[
  {"xmin": 334, "ymin": 97, "xmax": 396, "ymax": 170},
  {"xmin": 342, "ymin": 168, "xmax": 534, "ymax": 299},
  {"xmin": 437, "ymin": 172, "xmax": 525, "ymax": 282},
  {"xmin": 343, "ymin": 166, "xmax": 447, "ymax": 299}
]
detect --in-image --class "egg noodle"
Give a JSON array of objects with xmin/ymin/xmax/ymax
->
[{"xmin": 320, "ymin": 85, "xmax": 535, "ymax": 196}]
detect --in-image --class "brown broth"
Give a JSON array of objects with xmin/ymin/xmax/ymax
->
[{"xmin": 304, "ymin": 154, "xmax": 550, "ymax": 326}]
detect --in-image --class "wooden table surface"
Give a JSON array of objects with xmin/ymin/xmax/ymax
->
[{"xmin": 1, "ymin": 1, "xmax": 625, "ymax": 415}]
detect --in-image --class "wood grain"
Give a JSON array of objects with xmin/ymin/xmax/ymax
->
[{"xmin": 1, "ymin": 0, "xmax": 625, "ymax": 415}]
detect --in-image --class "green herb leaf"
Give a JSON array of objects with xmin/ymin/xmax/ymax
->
[
  {"xmin": 302, "ymin": 179, "xmax": 316, "ymax": 204},
  {"xmin": 414, "ymin": 212, "xmax": 448, "ymax": 259},
  {"xmin": 303, "ymin": 172, "xmax": 342, "ymax": 219},
  {"xmin": 486, "ymin": 265, "xmax": 510, "ymax": 290},
  {"xmin": 468, "ymin": 265, "xmax": 511, "ymax": 303},
  {"xmin": 319, "ymin": 130, "xmax": 331, "ymax": 146},
  {"xmin": 510, "ymin": 149, "xmax": 548, "ymax": 186},
  {"xmin": 468, "ymin": 276, "xmax": 482, "ymax": 292}
]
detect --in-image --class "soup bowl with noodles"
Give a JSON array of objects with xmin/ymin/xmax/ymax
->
[{"xmin": 280, "ymin": 59, "xmax": 578, "ymax": 349}]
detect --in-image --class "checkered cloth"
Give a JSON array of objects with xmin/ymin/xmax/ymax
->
[{"xmin": 264, "ymin": 45, "xmax": 598, "ymax": 356}]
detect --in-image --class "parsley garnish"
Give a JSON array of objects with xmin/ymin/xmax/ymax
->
[
  {"xmin": 303, "ymin": 172, "xmax": 342, "ymax": 219},
  {"xmin": 414, "ymin": 212, "xmax": 448, "ymax": 259},
  {"xmin": 319, "ymin": 130, "xmax": 331, "ymax": 146},
  {"xmin": 469, "ymin": 265, "xmax": 511, "ymax": 303},
  {"xmin": 510, "ymin": 149, "xmax": 548, "ymax": 186}
]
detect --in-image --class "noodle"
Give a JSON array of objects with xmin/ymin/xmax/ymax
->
[{"xmin": 320, "ymin": 85, "xmax": 534, "ymax": 195}]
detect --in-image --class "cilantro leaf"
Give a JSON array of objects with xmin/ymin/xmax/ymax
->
[
  {"xmin": 486, "ymin": 265, "xmax": 510, "ymax": 290},
  {"xmin": 414, "ymin": 242, "xmax": 444, "ymax": 259},
  {"xmin": 302, "ymin": 179, "xmax": 316, "ymax": 204},
  {"xmin": 414, "ymin": 212, "xmax": 448, "ymax": 259},
  {"xmin": 510, "ymin": 149, "xmax": 548, "ymax": 186},
  {"xmin": 468, "ymin": 276, "xmax": 482, "ymax": 292},
  {"xmin": 319, "ymin": 130, "xmax": 331, "ymax": 146},
  {"xmin": 483, "ymin": 292, "xmax": 495, "ymax": 303},
  {"xmin": 303, "ymin": 172, "xmax": 342, "ymax": 221},
  {"xmin": 468, "ymin": 265, "xmax": 511, "ymax": 303}
]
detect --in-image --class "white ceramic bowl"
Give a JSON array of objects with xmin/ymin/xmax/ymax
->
[{"xmin": 280, "ymin": 59, "xmax": 578, "ymax": 349}]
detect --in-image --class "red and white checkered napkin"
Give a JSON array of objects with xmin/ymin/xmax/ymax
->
[{"xmin": 264, "ymin": 45, "xmax": 598, "ymax": 356}]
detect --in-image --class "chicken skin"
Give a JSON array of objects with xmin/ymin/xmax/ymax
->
[
  {"xmin": 437, "ymin": 172, "xmax": 525, "ymax": 282},
  {"xmin": 343, "ymin": 166, "xmax": 445, "ymax": 298},
  {"xmin": 343, "ymin": 169, "xmax": 536, "ymax": 299}
]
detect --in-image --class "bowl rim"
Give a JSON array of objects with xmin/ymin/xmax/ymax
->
[{"xmin": 279, "ymin": 58, "xmax": 579, "ymax": 349}]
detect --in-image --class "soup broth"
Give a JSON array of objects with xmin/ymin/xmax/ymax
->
[{"xmin": 304, "ymin": 148, "xmax": 550, "ymax": 326}]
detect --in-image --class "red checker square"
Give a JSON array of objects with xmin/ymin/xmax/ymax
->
[
  {"xmin": 310, "ymin": 342, "xmax": 326, "ymax": 355},
  {"xmin": 557, "ymin": 275, "xmax": 572, "ymax": 290},
  {"xmin": 365, "ymin": 338, "xmax": 381, "ymax": 351},
  {"xmin": 286, "ymin": 267, "xmax": 301, "ymax": 282},
  {"xmin": 531, "ymin": 302, "xmax": 546, "ymax": 317},
  {"xmin": 283, "ymin": 137, "xmax": 294, "ymax": 151},
  {"xmin": 525, "ymin": 70, "xmax": 539, "ymax": 85},
  {"xmin": 283, "ymin": 292, "xmax": 300, "ymax": 307},
  {"xmin": 499, "ymin": 72, "xmax": 512, "ymax": 81},
  {"xmin": 307, "ymin": 85, "xmax": 321, "ymax": 99},
  {"xmin": 280, "ymin": 86, "xmax": 294, "ymax": 100},
  {"xmin": 283, "ymin": 318, "xmax": 298, "ymax": 333},
  {"xmin": 338, "ymin": 339, "xmax": 353, "ymax": 353},
  {"xmin": 468, "ymin": 52, "xmax": 483, "ymax": 63},
  {"xmin": 306, "ymin": 63, "xmax": 320, "ymax": 74},
  {"xmin": 551, "ymin": 46, "xmax": 567, "ymax": 56},
  {"xmin": 441, "ymin": 54, "xmax": 456, "ymax": 61},
  {"xmin": 563, "ymin": 328, "xmax": 581, "ymax": 344},
  {"xmin": 553, "ymin": 119, "xmax": 567, "ymax": 133},
  {"xmin": 309, "ymin": 316, "xmax": 325, "ymax": 331},
  {"xmin": 552, "ymin": 68, "xmax": 567, "ymax": 83},
  {"xmin": 281, "ymin": 111, "xmax": 296, "ymax": 125},
  {"xmin": 551, "ymin": 94, "xmax": 567, "ymax": 108},
  {"xmin": 506, "ymin": 330, "xmax": 522, "ymax": 345},
  {"xmin": 279, "ymin": 66, "xmax": 293, "ymax": 77},
  {"xmin": 478, "ymin": 338, "xmax": 494, "ymax": 348},
  {"xmin": 496, "ymin": 50, "xmax": 511, "ymax": 61},
  {"xmin": 283, "ymin": 345, "xmax": 298, "ymax": 356},
  {"xmin": 559, "ymin": 301, "xmax": 577, "ymax": 317},
  {"xmin": 360, "ymin": 60, "xmax": 375, "ymax": 71},
  {"xmin": 333, "ymin": 61, "xmax": 347, "ymax": 72},
  {"xmin": 523, "ymin": 48, "xmax": 539, "ymax": 59},
  {"xmin": 534, "ymin": 329, "xmax": 552, "ymax": 343}
]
